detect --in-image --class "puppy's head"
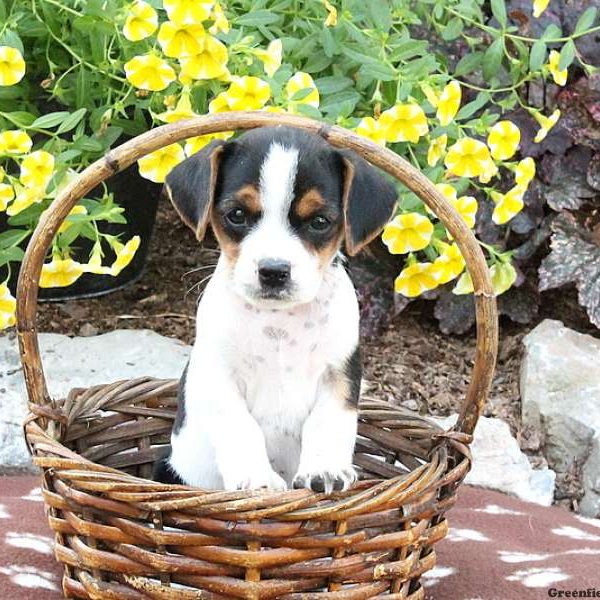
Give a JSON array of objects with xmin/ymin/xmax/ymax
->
[{"xmin": 165, "ymin": 126, "xmax": 397, "ymax": 308}]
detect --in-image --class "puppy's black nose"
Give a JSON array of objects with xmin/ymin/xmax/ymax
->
[{"xmin": 258, "ymin": 259, "xmax": 291, "ymax": 289}]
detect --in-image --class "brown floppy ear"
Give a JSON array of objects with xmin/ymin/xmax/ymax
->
[
  {"xmin": 339, "ymin": 150, "xmax": 398, "ymax": 256},
  {"xmin": 164, "ymin": 139, "xmax": 227, "ymax": 241}
]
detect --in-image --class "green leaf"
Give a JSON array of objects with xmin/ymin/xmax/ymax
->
[
  {"xmin": 358, "ymin": 61, "xmax": 398, "ymax": 82},
  {"xmin": 31, "ymin": 111, "xmax": 70, "ymax": 129},
  {"xmin": 456, "ymin": 91, "xmax": 491, "ymax": 120},
  {"xmin": 559, "ymin": 40, "xmax": 576, "ymax": 71},
  {"xmin": 289, "ymin": 87, "xmax": 315, "ymax": 102},
  {"xmin": 367, "ymin": 2, "xmax": 392, "ymax": 30},
  {"xmin": 483, "ymin": 38, "xmax": 504, "ymax": 81},
  {"xmin": 491, "ymin": 0, "xmax": 507, "ymax": 27},
  {"xmin": 314, "ymin": 75, "xmax": 353, "ymax": 95},
  {"xmin": 319, "ymin": 89, "xmax": 361, "ymax": 113},
  {"xmin": 235, "ymin": 10, "xmax": 280, "ymax": 25},
  {"xmin": 0, "ymin": 30, "xmax": 24, "ymax": 54},
  {"xmin": 529, "ymin": 39, "xmax": 547, "ymax": 70},
  {"xmin": 57, "ymin": 108, "xmax": 87, "ymax": 135},
  {"xmin": 454, "ymin": 52, "xmax": 483, "ymax": 77},
  {"xmin": 0, "ymin": 246, "xmax": 25, "ymax": 267},
  {"xmin": 4, "ymin": 111, "xmax": 36, "ymax": 127},
  {"xmin": 0, "ymin": 229, "xmax": 29, "ymax": 249},
  {"xmin": 575, "ymin": 7, "xmax": 598, "ymax": 34},
  {"xmin": 319, "ymin": 27, "xmax": 336, "ymax": 58},
  {"xmin": 541, "ymin": 24, "xmax": 562, "ymax": 39},
  {"xmin": 441, "ymin": 17, "xmax": 464, "ymax": 41}
]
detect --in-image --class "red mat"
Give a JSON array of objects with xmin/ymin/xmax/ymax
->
[{"xmin": 1, "ymin": 475, "xmax": 599, "ymax": 599}]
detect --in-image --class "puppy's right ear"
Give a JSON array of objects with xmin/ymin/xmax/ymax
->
[{"xmin": 164, "ymin": 139, "xmax": 227, "ymax": 241}]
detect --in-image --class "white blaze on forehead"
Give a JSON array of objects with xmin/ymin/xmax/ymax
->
[{"xmin": 259, "ymin": 142, "xmax": 299, "ymax": 219}]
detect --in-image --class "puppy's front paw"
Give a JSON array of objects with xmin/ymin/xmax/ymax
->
[
  {"xmin": 293, "ymin": 466, "xmax": 357, "ymax": 494},
  {"xmin": 222, "ymin": 466, "xmax": 287, "ymax": 492}
]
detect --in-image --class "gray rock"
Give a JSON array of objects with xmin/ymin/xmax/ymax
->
[
  {"xmin": 580, "ymin": 438, "xmax": 600, "ymax": 518},
  {"xmin": 543, "ymin": 414, "xmax": 594, "ymax": 473},
  {"xmin": 0, "ymin": 330, "xmax": 190, "ymax": 471},
  {"xmin": 433, "ymin": 414, "xmax": 556, "ymax": 506}
]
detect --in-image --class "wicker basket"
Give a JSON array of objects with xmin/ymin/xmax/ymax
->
[{"xmin": 17, "ymin": 113, "xmax": 498, "ymax": 599}]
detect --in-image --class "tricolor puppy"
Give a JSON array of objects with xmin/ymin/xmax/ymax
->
[{"xmin": 155, "ymin": 126, "xmax": 397, "ymax": 493}]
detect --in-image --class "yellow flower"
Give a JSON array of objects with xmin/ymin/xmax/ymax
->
[
  {"xmin": 547, "ymin": 50, "xmax": 567, "ymax": 86},
  {"xmin": 445, "ymin": 137, "xmax": 493, "ymax": 178},
  {"xmin": 490, "ymin": 262, "xmax": 517, "ymax": 296},
  {"xmin": 533, "ymin": 0, "xmax": 550, "ymax": 18},
  {"xmin": 20, "ymin": 150, "xmax": 55, "ymax": 188},
  {"xmin": 452, "ymin": 195, "xmax": 478, "ymax": 229},
  {"xmin": 382, "ymin": 213, "xmax": 434, "ymax": 254},
  {"xmin": 515, "ymin": 157, "xmax": 536, "ymax": 187},
  {"xmin": 427, "ymin": 134, "xmax": 447, "ymax": 167},
  {"xmin": 379, "ymin": 104, "xmax": 428, "ymax": 144},
  {"xmin": 395, "ymin": 262, "xmax": 438, "ymax": 297},
  {"xmin": 110, "ymin": 236, "xmax": 141, "ymax": 275},
  {"xmin": 254, "ymin": 39, "xmax": 283, "ymax": 78},
  {"xmin": 208, "ymin": 91, "xmax": 231, "ymax": 113},
  {"xmin": 431, "ymin": 243, "xmax": 466, "ymax": 284},
  {"xmin": 184, "ymin": 131, "xmax": 232, "ymax": 156},
  {"xmin": 286, "ymin": 72, "xmax": 319, "ymax": 111},
  {"xmin": 355, "ymin": 116, "xmax": 387, "ymax": 146},
  {"xmin": 209, "ymin": 2, "xmax": 230, "ymax": 33},
  {"xmin": 453, "ymin": 271, "xmax": 474, "ymax": 295},
  {"xmin": 491, "ymin": 186, "xmax": 525, "ymax": 225},
  {"xmin": 478, "ymin": 159, "xmax": 499, "ymax": 184},
  {"xmin": 421, "ymin": 83, "xmax": 440, "ymax": 108},
  {"xmin": 156, "ymin": 91, "xmax": 197, "ymax": 123},
  {"xmin": 0, "ymin": 46, "xmax": 26, "ymax": 87},
  {"xmin": 138, "ymin": 143, "xmax": 185, "ymax": 183},
  {"xmin": 163, "ymin": 0, "xmax": 213, "ymax": 25},
  {"xmin": 179, "ymin": 35, "xmax": 229, "ymax": 80},
  {"xmin": 158, "ymin": 21, "xmax": 205, "ymax": 58},
  {"xmin": 487, "ymin": 121, "xmax": 521, "ymax": 161},
  {"xmin": 40, "ymin": 258, "xmax": 85, "ymax": 288},
  {"xmin": 0, "ymin": 129, "xmax": 32, "ymax": 155},
  {"xmin": 322, "ymin": 0, "xmax": 338, "ymax": 26},
  {"xmin": 0, "ymin": 283, "xmax": 16, "ymax": 330},
  {"xmin": 123, "ymin": 1, "xmax": 158, "ymax": 42},
  {"xmin": 226, "ymin": 76, "xmax": 271, "ymax": 110},
  {"xmin": 0, "ymin": 183, "xmax": 14, "ymax": 211},
  {"xmin": 58, "ymin": 205, "xmax": 87, "ymax": 234},
  {"xmin": 124, "ymin": 53, "xmax": 176, "ymax": 91},
  {"xmin": 436, "ymin": 81, "xmax": 461, "ymax": 126},
  {"xmin": 533, "ymin": 109, "xmax": 560, "ymax": 143},
  {"xmin": 6, "ymin": 186, "xmax": 45, "ymax": 216}
]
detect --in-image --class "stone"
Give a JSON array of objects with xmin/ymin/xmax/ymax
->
[
  {"xmin": 0, "ymin": 330, "xmax": 190, "ymax": 472},
  {"xmin": 433, "ymin": 414, "xmax": 556, "ymax": 506},
  {"xmin": 580, "ymin": 439, "xmax": 600, "ymax": 518},
  {"xmin": 543, "ymin": 414, "xmax": 594, "ymax": 473}
]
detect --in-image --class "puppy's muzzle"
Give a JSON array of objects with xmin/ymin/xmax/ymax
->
[{"xmin": 258, "ymin": 258, "xmax": 291, "ymax": 290}]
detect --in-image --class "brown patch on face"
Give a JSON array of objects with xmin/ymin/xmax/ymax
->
[
  {"xmin": 306, "ymin": 228, "xmax": 344, "ymax": 271},
  {"xmin": 234, "ymin": 184, "xmax": 262, "ymax": 215},
  {"xmin": 210, "ymin": 206, "xmax": 240, "ymax": 266},
  {"xmin": 295, "ymin": 189, "xmax": 326, "ymax": 219}
]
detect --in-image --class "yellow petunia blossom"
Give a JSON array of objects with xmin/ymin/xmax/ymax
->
[
  {"xmin": 427, "ymin": 134, "xmax": 447, "ymax": 167},
  {"xmin": 286, "ymin": 72, "xmax": 319, "ymax": 111},
  {"xmin": 444, "ymin": 137, "xmax": 493, "ymax": 178},
  {"xmin": 0, "ymin": 129, "xmax": 32, "ymax": 155},
  {"xmin": 487, "ymin": 121, "xmax": 521, "ymax": 161},
  {"xmin": 0, "ymin": 46, "xmax": 26, "ymax": 87},
  {"xmin": 58, "ymin": 205, "xmax": 87, "ymax": 234},
  {"xmin": 40, "ymin": 258, "xmax": 85, "ymax": 288},
  {"xmin": 163, "ymin": 0, "xmax": 213, "ymax": 25},
  {"xmin": 20, "ymin": 150, "xmax": 54, "ymax": 188},
  {"xmin": 436, "ymin": 81, "xmax": 461, "ymax": 126},
  {"xmin": 379, "ymin": 104, "xmax": 428, "ymax": 144},
  {"xmin": 322, "ymin": 0, "xmax": 338, "ymax": 26},
  {"xmin": 184, "ymin": 131, "xmax": 232, "ymax": 156},
  {"xmin": 547, "ymin": 50, "xmax": 567, "ymax": 86},
  {"xmin": 254, "ymin": 39, "xmax": 283, "ymax": 78},
  {"xmin": 138, "ymin": 143, "xmax": 185, "ymax": 183},
  {"xmin": 533, "ymin": 109, "xmax": 560, "ymax": 143},
  {"xmin": 110, "ymin": 236, "xmax": 141, "ymax": 276},
  {"xmin": 515, "ymin": 157, "xmax": 536, "ymax": 187},
  {"xmin": 478, "ymin": 159, "xmax": 499, "ymax": 184},
  {"xmin": 209, "ymin": 91, "xmax": 231, "ymax": 113},
  {"xmin": 452, "ymin": 195, "xmax": 478, "ymax": 229},
  {"xmin": 6, "ymin": 186, "xmax": 45, "ymax": 216},
  {"xmin": 490, "ymin": 262, "xmax": 517, "ymax": 296},
  {"xmin": 179, "ymin": 35, "xmax": 229, "ymax": 80},
  {"xmin": 491, "ymin": 186, "xmax": 525, "ymax": 225},
  {"xmin": 209, "ymin": 2, "xmax": 230, "ymax": 34},
  {"xmin": 431, "ymin": 243, "xmax": 466, "ymax": 284},
  {"xmin": 0, "ymin": 283, "xmax": 16, "ymax": 330},
  {"xmin": 124, "ymin": 53, "xmax": 176, "ymax": 91},
  {"xmin": 382, "ymin": 213, "xmax": 434, "ymax": 255},
  {"xmin": 123, "ymin": 1, "xmax": 158, "ymax": 42},
  {"xmin": 226, "ymin": 76, "xmax": 271, "ymax": 110},
  {"xmin": 533, "ymin": 0, "xmax": 550, "ymax": 18},
  {"xmin": 395, "ymin": 262, "xmax": 438, "ymax": 297},
  {"xmin": 453, "ymin": 270, "xmax": 474, "ymax": 295},
  {"xmin": 158, "ymin": 21, "xmax": 205, "ymax": 58},
  {"xmin": 156, "ymin": 91, "xmax": 197, "ymax": 123},
  {"xmin": 0, "ymin": 183, "xmax": 14, "ymax": 211},
  {"xmin": 421, "ymin": 83, "xmax": 440, "ymax": 108},
  {"xmin": 355, "ymin": 116, "xmax": 387, "ymax": 146}
]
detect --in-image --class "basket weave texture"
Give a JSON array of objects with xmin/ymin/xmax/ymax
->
[{"xmin": 17, "ymin": 113, "xmax": 498, "ymax": 599}]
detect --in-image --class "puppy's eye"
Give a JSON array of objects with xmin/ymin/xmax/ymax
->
[
  {"xmin": 309, "ymin": 215, "xmax": 330, "ymax": 231},
  {"xmin": 226, "ymin": 208, "xmax": 248, "ymax": 226}
]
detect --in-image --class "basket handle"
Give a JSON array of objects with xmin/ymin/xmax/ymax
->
[{"xmin": 16, "ymin": 112, "xmax": 497, "ymax": 437}]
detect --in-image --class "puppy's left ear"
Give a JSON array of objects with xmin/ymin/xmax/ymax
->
[{"xmin": 338, "ymin": 150, "xmax": 398, "ymax": 256}]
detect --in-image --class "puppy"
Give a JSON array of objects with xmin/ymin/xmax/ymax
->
[{"xmin": 155, "ymin": 126, "xmax": 397, "ymax": 493}]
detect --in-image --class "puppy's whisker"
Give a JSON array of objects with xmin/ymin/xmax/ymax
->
[
  {"xmin": 184, "ymin": 272, "xmax": 215, "ymax": 300},
  {"xmin": 182, "ymin": 264, "xmax": 218, "ymax": 278}
]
